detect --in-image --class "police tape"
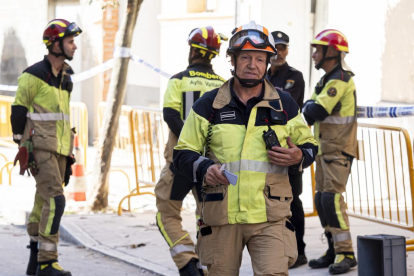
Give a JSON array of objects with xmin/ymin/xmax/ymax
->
[
  {"xmin": 130, "ymin": 55, "xmax": 172, "ymax": 79},
  {"xmin": 2, "ymin": 53, "xmax": 414, "ymax": 119},
  {"xmin": 0, "ymin": 53, "xmax": 172, "ymax": 92},
  {"xmin": 357, "ymin": 106, "xmax": 414, "ymax": 118}
]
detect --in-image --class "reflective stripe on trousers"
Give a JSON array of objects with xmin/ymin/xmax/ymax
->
[
  {"xmin": 170, "ymin": 244, "xmax": 195, "ymax": 257},
  {"xmin": 39, "ymin": 242, "xmax": 57, "ymax": 252}
]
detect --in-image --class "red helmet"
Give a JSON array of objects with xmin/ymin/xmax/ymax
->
[
  {"xmin": 311, "ymin": 29, "xmax": 349, "ymax": 53},
  {"xmin": 43, "ymin": 19, "xmax": 82, "ymax": 46},
  {"xmin": 188, "ymin": 26, "xmax": 223, "ymax": 56}
]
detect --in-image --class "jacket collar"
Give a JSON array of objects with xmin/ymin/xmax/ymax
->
[
  {"xmin": 213, "ymin": 78, "xmax": 282, "ymax": 111},
  {"xmin": 43, "ymin": 55, "xmax": 74, "ymax": 77},
  {"xmin": 187, "ymin": 62, "xmax": 213, "ymax": 70}
]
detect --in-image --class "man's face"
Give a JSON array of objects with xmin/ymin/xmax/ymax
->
[
  {"xmin": 62, "ymin": 35, "xmax": 77, "ymax": 60},
  {"xmin": 233, "ymin": 51, "xmax": 267, "ymax": 80},
  {"xmin": 271, "ymin": 44, "xmax": 289, "ymax": 66},
  {"xmin": 312, "ymin": 45, "xmax": 324, "ymax": 66}
]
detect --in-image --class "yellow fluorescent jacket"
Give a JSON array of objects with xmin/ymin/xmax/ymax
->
[
  {"xmin": 174, "ymin": 79, "xmax": 318, "ymax": 224},
  {"xmin": 12, "ymin": 56, "xmax": 74, "ymax": 156},
  {"xmin": 311, "ymin": 66, "xmax": 357, "ymax": 157}
]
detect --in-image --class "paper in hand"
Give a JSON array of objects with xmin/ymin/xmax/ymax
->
[{"xmin": 223, "ymin": 170, "xmax": 238, "ymax": 186}]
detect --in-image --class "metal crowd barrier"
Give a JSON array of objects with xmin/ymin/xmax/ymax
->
[
  {"xmin": 97, "ymin": 102, "xmax": 134, "ymax": 161},
  {"xmin": 309, "ymin": 123, "xmax": 414, "ymax": 251},
  {"xmin": 0, "ymin": 95, "xmax": 15, "ymax": 148},
  {"xmin": 70, "ymin": 102, "xmax": 88, "ymax": 168},
  {"xmin": 118, "ymin": 106, "xmax": 168, "ymax": 215},
  {"xmin": 347, "ymin": 124, "xmax": 414, "ymax": 251}
]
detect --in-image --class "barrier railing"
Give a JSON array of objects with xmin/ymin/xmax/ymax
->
[
  {"xmin": 70, "ymin": 102, "xmax": 88, "ymax": 168},
  {"xmin": 347, "ymin": 124, "xmax": 414, "ymax": 251},
  {"xmin": 97, "ymin": 102, "xmax": 134, "ymax": 161},
  {"xmin": 118, "ymin": 106, "xmax": 169, "ymax": 215},
  {"xmin": 0, "ymin": 96, "xmax": 15, "ymax": 148},
  {"xmin": 309, "ymin": 123, "xmax": 414, "ymax": 251}
]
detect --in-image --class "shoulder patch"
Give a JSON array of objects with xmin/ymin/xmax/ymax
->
[
  {"xmin": 284, "ymin": 80, "xmax": 295, "ymax": 90},
  {"xmin": 327, "ymin": 87, "xmax": 337, "ymax": 97}
]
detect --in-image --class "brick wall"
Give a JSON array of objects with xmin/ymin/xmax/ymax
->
[{"xmin": 102, "ymin": 6, "xmax": 119, "ymax": 100}]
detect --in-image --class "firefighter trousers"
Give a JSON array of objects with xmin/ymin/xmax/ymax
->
[
  {"xmin": 155, "ymin": 162, "xmax": 203, "ymax": 269},
  {"xmin": 27, "ymin": 150, "xmax": 67, "ymax": 262},
  {"xmin": 315, "ymin": 155, "xmax": 353, "ymax": 253},
  {"xmin": 196, "ymin": 219, "xmax": 297, "ymax": 276}
]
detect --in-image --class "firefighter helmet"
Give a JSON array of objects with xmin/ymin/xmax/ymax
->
[{"xmin": 311, "ymin": 29, "xmax": 349, "ymax": 53}]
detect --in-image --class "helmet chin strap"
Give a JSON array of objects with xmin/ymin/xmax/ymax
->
[
  {"xmin": 232, "ymin": 54, "xmax": 270, "ymax": 88},
  {"xmin": 315, "ymin": 46, "xmax": 340, "ymax": 70},
  {"xmin": 50, "ymin": 40, "xmax": 72, "ymax": 60}
]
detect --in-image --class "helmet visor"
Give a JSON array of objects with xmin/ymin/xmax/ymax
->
[
  {"xmin": 65, "ymin": 22, "xmax": 82, "ymax": 37},
  {"xmin": 229, "ymin": 29, "xmax": 270, "ymax": 50}
]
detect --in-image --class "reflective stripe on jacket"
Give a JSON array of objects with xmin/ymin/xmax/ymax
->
[{"xmin": 174, "ymin": 78, "xmax": 318, "ymax": 224}]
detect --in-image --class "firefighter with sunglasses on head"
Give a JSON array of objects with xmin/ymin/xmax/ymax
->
[{"xmin": 173, "ymin": 21, "xmax": 318, "ymax": 275}]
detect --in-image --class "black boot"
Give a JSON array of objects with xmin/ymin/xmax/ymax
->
[
  {"xmin": 328, "ymin": 253, "xmax": 357, "ymax": 275},
  {"xmin": 179, "ymin": 258, "xmax": 204, "ymax": 276},
  {"xmin": 309, "ymin": 232, "xmax": 335, "ymax": 269},
  {"xmin": 36, "ymin": 262, "xmax": 72, "ymax": 276},
  {"xmin": 290, "ymin": 254, "xmax": 308, "ymax": 268},
  {"xmin": 26, "ymin": 242, "xmax": 38, "ymax": 275}
]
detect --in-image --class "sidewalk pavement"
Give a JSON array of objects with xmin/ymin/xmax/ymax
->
[
  {"xmin": 1, "ymin": 145, "xmax": 414, "ymax": 275},
  {"xmin": 60, "ymin": 211, "xmax": 414, "ymax": 276}
]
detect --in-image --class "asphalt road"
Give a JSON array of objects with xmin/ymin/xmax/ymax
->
[{"xmin": 0, "ymin": 224, "xmax": 156, "ymax": 276}]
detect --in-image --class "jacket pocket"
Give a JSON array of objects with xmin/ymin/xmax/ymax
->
[
  {"xmin": 31, "ymin": 120, "xmax": 57, "ymax": 153},
  {"xmin": 202, "ymin": 185, "xmax": 228, "ymax": 226},
  {"xmin": 283, "ymin": 218, "xmax": 298, "ymax": 267},
  {"xmin": 319, "ymin": 124, "xmax": 342, "ymax": 154},
  {"xmin": 196, "ymin": 225, "xmax": 216, "ymax": 265},
  {"xmin": 264, "ymin": 173, "xmax": 293, "ymax": 222}
]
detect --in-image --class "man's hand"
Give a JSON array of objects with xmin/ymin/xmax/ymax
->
[
  {"xmin": 204, "ymin": 164, "xmax": 230, "ymax": 186},
  {"xmin": 267, "ymin": 137, "xmax": 303, "ymax": 166}
]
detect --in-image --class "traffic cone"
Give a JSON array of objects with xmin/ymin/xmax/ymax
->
[{"xmin": 66, "ymin": 135, "xmax": 87, "ymax": 201}]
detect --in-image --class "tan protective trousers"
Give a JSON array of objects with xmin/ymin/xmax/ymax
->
[
  {"xmin": 196, "ymin": 219, "xmax": 297, "ymax": 276},
  {"xmin": 155, "ymin": 162, "xmax": 203, "ymax": 269},
  {"xmin": 27, "ymin": 150, "xmax": 67, "ymax": 262},
  {"xmin": 315, "ymin": 155, "xmax": 353, "ymax": 253}
]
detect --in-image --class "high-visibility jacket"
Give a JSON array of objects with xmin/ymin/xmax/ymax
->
[
  {"xmin": 308, "ymin": 66, "xmax": 357, "ymax": 157},
  {"xmin": 173, "ymin": 78, "xmax": 318, "ymax": 225},
  {"xmin": 163, "ymin": 63, "xmax": 225, "ymax": 163},
  {"xmin": 11, "ymin": 56, "xmax": 74, "ymax": 156}
]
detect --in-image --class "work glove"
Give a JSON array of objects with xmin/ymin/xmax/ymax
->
[
  {"xmin": 14, "ymin": 140, "xmax": 38, "ymax": 176},
  {"xmin": 63, "ymin": 154, "xmax": 76, "ymax": 187}
]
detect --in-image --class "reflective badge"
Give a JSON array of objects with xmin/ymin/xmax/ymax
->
[
  {"xmin": 284, "ymin": 80, "xmax": 295, "ymax": 90},
  {"xmin": 327, "ymin": 87, "xmax": 337, "ymax": 97}
]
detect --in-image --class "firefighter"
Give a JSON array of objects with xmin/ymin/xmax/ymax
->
[
  {"xmin": 303, "ymin": 29, "xmax": 358, "ymax": 275},
  {"xmin": 155, "ymin": 26, "xmax": 226, "ymax": 276},
  {"xmin": 267, "ymin": 30, "xmax": 307, "ymax": 268},
  {"xmin": 10, "ymin": 19, "xmax": 81, "ymax": 276},
  {"xmin": 173, "ymin": 21, "xmax": 318, "ymax": 275}
]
